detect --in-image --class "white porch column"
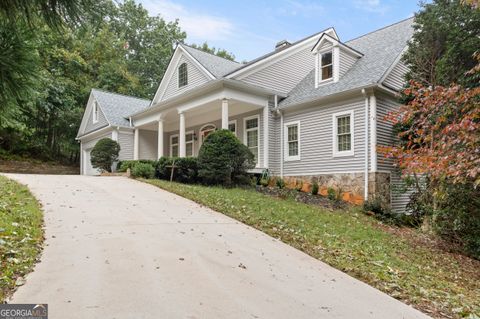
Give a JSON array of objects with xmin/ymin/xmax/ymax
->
[
  {"xmin": 263, "ymin": 101, "xmax": 269, "ymax": 168},
  {"xmin": 133, "ymin": 128, "xmax": 139, "ymax": 160},
  {"xmin": 221, "ymin": 98, "xmax": 229, "ymax": 129},
  {"xmin": 369, "ymin": 94, "xmax": 377, "ymax": 172},
  {"xmin": 157, "ymin": 119, "xmax": 164, "ymax": 159},
  {"xmin": 179, "ymin": 111, "xmax": 186, "ymax": 157}
]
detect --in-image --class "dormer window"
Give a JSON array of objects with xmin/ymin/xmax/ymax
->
[
  {"xmin": 178, "ymin": 62, "xmax": 188, "ymax": 87},
  {"xmin": 320, "ymin": 51, "xmax": 333, "ymax": 81}
]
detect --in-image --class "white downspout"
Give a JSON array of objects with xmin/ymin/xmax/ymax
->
[
  {"xmin": 280, "ymin": 110, "xmax": 284, "ymax": 178},
  {"xmin": 362, "ymin": 89, "xmax": 369, "ymax": 201}
]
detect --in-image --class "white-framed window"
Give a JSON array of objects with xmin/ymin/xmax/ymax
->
[
  {"xmin": 170, "ymin": 134, "xmax": 179, "ymax": 157},
  {"xmin": 92, "ymin": 101, "xmax": 99, "ymax": 123},
  {"xmin": 243, "ymin": 115, "xmax": 260, "ymax": 165},
  {"xmin": 185, "ymin": 131, "xmax": 194, "ymax": 157},
  {"xmin": 228, "ymin": 120, "xmax": 237, "ymax": 136},
  {"xmin": 320, "ymin": 51, "xmax": 333, "ymax": 81},
  {"xmin": 178, "ymin": 62, "xmax": 188, "ymax": 87},
  {"xmin": 284, "ymin": 121, "xmax": 300, "ymax": 161},
  {"xmin": 332, "ymin": 110, "xmax": 354, "ymax": 157}
]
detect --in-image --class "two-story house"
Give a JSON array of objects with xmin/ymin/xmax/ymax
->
[{"xmin": 77, "ymin": 18, "xmax": 414, "ymax": 212}]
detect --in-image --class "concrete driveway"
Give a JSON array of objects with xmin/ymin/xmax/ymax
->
[{"xmin": 5, "ymin": 174, "xmax": 429, "ymax": 319}]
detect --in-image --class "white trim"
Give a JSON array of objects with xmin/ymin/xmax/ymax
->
[
  {"xmin": 282, "ymin": 170, "xmax": 365, "ymax": 177},
  {"xmin": 263, "ymin": 103, "xmax": 269, "ymax": 168},
  {"xmin": 157, "ymin": 120, "xmax": 164, "ymax": 159},
  {"xmin": 133, "ymin": 128, "xmax": 139, "ymax": 160},
  {"xmin": 185, "ymin": 130, "xmax": 195, "ymax": 157},
  {"xmin": 279, "ymin": 111, "xmax": 284, "ymax": 177},
  {"xmin": 179, "ymin": 112, "xmax": 186, "ymax": 157},
  {"xmin": 362, "ymin": 89, "xmax": 369, "ymax": 200},
  {"xmin": 332, "ymin": 110, "xmax": 355, "ymax": 157},
  {"xmin": 111, "ymin": 129, "xmax": 118, "ymax": 141},
  {"xmin": 221, "ymin": 98, "xmax": 229, "ymax": 129},
  {"xmin": 170, "ymin": 134, "xmax": 179, "ymax": 157},
  {"xmin": 284, "ymin": 120, "xmax": 301, "ymax": 162},
  {"xmin": 333, "ymin": 46, "xmax": 340, "ymax": 82},
  {"xmin": 243, "ymin": 114, "xmax": 260, "ymax": 167},
  {"xmin": 228, "ymin": 119, "xmax": 237, "ymax": 136}
]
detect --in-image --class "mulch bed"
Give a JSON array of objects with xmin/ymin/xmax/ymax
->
[{"xmin": 255, "ymin": 185, "xmax": 349, "ymax": 210}]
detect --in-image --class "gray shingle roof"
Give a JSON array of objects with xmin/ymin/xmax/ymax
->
[
  {"xmin": 92, "ymin": 89, "xmax": 150, "ymax": 127},
  {"xmin": 278, "ymin": 18, "xmax": 414, "ymax": 108},
  {"xmin": 180, "ymin": 44, "xmax": 241, "ymax": 78}
]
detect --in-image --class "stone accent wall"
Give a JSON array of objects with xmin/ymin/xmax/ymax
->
[
  {"xmin": 282, "ymin": 173, "xmax": 366, "ymax": 205},
  {"xmin": 368, "ymin": 172, "xmax": 391, "ymax": 206}
]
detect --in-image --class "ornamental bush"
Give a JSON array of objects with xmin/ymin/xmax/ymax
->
[
  {"xmin": 90, "ymin": 138, "xmax": 120, "ymax": 172},
  {"xmin": 197, "ymin": 129, "xmax": 255, "ymax": 186},
  {"xmin": 156, "ymin": 157, "xmax": 198, "ymax": 183},
  {"xmin": 118, "ymin": 160, "xmax": 157, "ymax": 172},
  {"xmin": 131, "ymin": 162, "xmax": 155, "ymax": 179}
]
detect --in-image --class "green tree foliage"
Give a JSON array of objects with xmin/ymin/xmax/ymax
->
[
  {"xmin": 404, "ymin": 0, "xmax": 480, "ymax": 87},
  {"xmin": 190, "ymin": 42, "xmax": 236, "ymax": 61},
  {"xmin": 0, "ymin": 0, "xmax": 187, "ymax": 163},
  {"xmin": 198, "ymin": 130, "xmax": 255, "ymax": 186},
  {"xmin": 90, "ymin": 138, "xmax": 120, "ymax": 172}
]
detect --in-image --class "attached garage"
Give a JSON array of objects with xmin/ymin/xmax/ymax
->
[{"xmin": 83, "ymin": 148, "xmax": 100, "ymax": 176}]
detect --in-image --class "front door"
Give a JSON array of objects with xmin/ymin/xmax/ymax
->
[{"xmin": 199, "ymin": 124, "xmax": 216, "ymax": 145}]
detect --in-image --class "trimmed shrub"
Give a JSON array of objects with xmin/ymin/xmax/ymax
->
[
  {"xmin": 131, "ymin": 162, "xmax": 155, "ymax": 179},
  {"xmin": 156, "ymin": 157, "xmax": 198, "ymax": 183},
  {"xmin": 198, "ymin": 129, "xmax": 255, "ymax": 186},
  {"xmin": 311, "ymin": 181, "xmax": 319, "ymax": 195},
  {"xmin": 118, "ymin": 160, "xmax": 156, "ymax": 172},
  {"xmin": 259, "ymin": 178, "xmax": 269, "ymax": 187},
  {"xmin": 90, "ymin": 138, "xmax": 120, "ymax": 172}
]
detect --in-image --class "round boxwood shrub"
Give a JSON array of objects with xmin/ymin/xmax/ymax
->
[
  {"xmin": 156, "ymin": 157, "xmax": 198, "ymax": 183},
  {"xmin": 90, "ymin": 138, "xmax": 120, "ymax": 172},
  {"xmin": 131, "ymin": 162, "xmax": 155, "ymax": 179},
  {"xmin": 197, "ymin": 129, "xmax": 255, "ymax": 186}
]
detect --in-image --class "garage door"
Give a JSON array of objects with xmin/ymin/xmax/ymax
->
[{"xmin": 84, "ymin": 149, "xmax": 100, "ymax": 176}]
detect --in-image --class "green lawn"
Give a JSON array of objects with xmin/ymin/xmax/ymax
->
[
  {"xmin": 0, "ymin": 175, "xmax": 44, "ymax": 301},
  {"xmin": 144, "ymin": 179, "xmax": 480, "ymax": 319}
]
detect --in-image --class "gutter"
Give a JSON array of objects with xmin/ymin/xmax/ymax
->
[{"xmin": 361, "ymin": 89, "xmax": 369, "ymax": 201}]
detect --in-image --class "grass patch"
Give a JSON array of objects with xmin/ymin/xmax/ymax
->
[
  {"xmin": 0, "ymin": 175, "xmax": 44, "ymax": 301},
  {"xmin": 144, "ymin": 179, "xmax": 480, "ymax": 319}
]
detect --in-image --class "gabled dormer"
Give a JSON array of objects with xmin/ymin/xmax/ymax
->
[{"xmin": 311, "ymin": 33, "xmax": 363, "ymax": 88}]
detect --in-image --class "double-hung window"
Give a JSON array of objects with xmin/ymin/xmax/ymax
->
[
  {"xmin": 320, "ymin": 51, "xmax": 333, "ymax": 81},
  {"xmin": 284, "ymin": 121, "xmax": 300, "ymax": 161},
  {"xmin": 244, "ymin": 116, "xmax": 259, "ymax": 164},
  {"xmin": 170, "ymin": 135, "xmax": 179, "ymax": 157},
  {"xmin": 185, "ymin": 131, "xmax": 194, "ymax": 157},
  {"xmin": 333, "ymin": 110, "xmax": 354, "ymax": 157}
]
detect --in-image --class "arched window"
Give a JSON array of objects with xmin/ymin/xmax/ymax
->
[{"xmin": 178, "ymin": 63, "xmax": 188, "ymax": 87}]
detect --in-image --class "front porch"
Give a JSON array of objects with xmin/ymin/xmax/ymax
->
[{"xmin": 131, "ymin": 87, "xmax": 271, "ymax": 170}]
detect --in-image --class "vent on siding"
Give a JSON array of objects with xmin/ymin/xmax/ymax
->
[{"xmin": 275, "ymin": 40, "xmax": 291, "ymax": 51}]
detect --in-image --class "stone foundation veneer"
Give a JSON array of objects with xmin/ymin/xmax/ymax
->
[
  {"xmin": 281, "ymin": 172, "xmax": 391, "ymax": 207},
  {"xmin": 283, "ymin": 173, "xmax": 366, "ymax": 205}
]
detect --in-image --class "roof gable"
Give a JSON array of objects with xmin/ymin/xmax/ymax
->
[
  {"xmin": 77, "ymin": 89, "xmax": 150, "ymax": 137},
  {"xmin": 151, "ymin": 45, "xmax": 217, "ymax": 104},
  {"xmin": 180, "ymin": 44, "xmax": 241, "ymax": 78}
]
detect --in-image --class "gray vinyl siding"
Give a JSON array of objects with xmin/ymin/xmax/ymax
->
[
  {"xmin": 282, "ymin": 97, "xmax": 366, "ymax": 175},
  {"xmin": 164, "ymin": 110, "xmax": 264, "ymax": 166},
  {"xmin": 162, "ymin": 55, "xmax": 210, "ymax": 101},
  {"xmin": 238, "ymin": 46, "xmax": 315, "ymax": 94},
  {"xmin": 376, "ymin": 95, "xmax": 399, "ymax": 172},
  {"xmin": 376, "ymin": 93, "xmax": 414, "ymax": 213},
  {"xmin": 339, "ymin": 49, "xmax": 358, "ymax": 77},
  {"xmin": 84, "ymin": 101, "xmax": 108, "ymax": 133},
  {"xmin": 139, "ymin": 130, "xmax": 158, "ymax": 160},
  {"xmin": 383, "ymin": 60, "xmax": 408, "ymax": 91},
  {"xmin": 118, "ymin": 131, "xmax": 134, "ymax": 161}
]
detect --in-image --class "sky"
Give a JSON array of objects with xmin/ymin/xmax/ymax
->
[{"xmin": 138, "ymin": 0, "xmax": 423, "ymax": 62}]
